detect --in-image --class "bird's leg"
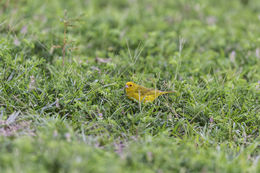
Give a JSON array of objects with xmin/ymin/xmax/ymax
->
[{"xmin": 138, "ymin": 89, "xmax": 142, "ymax": 111}]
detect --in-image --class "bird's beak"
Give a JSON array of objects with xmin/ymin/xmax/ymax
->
[{"xmin": 125, "ymin": 85, "xmax": 129, "ymax": 88}]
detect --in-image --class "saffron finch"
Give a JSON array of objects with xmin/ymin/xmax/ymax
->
[{"xmin": 125, "ymin": 82, "xmax": 174, "ymax": 103}]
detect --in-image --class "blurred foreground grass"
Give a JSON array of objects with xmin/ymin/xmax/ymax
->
[{"xmin": 0, "ymin": 0, "xmax": 259, "ymax": 172}]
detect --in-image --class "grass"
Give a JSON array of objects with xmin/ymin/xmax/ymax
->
[{"xmin": 0, "ymin": 0, "xmax": 260, "ymax": 172}]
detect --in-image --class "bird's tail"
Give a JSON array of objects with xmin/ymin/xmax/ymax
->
[{"xmin": 161, "ymin": 91, "xmax": 175, "ymax": 95}]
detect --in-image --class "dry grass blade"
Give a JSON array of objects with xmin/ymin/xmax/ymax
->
[{"xmin": 6, "ymin": 111, "xmax": 20, "ymax": 125}]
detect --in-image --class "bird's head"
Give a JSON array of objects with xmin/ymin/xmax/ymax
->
[{"xmin": 125, "ymin": 82, "xmax": 137, "ymax": 92}]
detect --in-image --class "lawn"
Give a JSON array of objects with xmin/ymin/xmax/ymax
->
[{"xmin": 0, "ymin": 0, "xmax": 259, "ymax": 172}]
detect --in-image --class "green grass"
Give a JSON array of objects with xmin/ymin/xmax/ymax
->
[{"xmin": 0, "ymin": 0, "xmax": 260, "ymax": 172}]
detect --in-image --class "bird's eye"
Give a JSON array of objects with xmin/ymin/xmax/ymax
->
[{"xmin": 129, "ymin": 84, "xmax": 132, "ymax": 87}]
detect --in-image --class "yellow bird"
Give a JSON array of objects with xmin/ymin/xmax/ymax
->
[{"xmin": 125, "ymin": 82, "xmax": 174, "ymax": 103}]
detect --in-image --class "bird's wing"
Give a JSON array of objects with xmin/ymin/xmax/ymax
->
[{"xmin": 137, "ymin": 85, "xmax": 161, "ymax": 96}]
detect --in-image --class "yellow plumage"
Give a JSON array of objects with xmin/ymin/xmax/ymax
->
[{"xmin": 125, "ymin": 82, "xmax": 174, "ymax": 103}]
